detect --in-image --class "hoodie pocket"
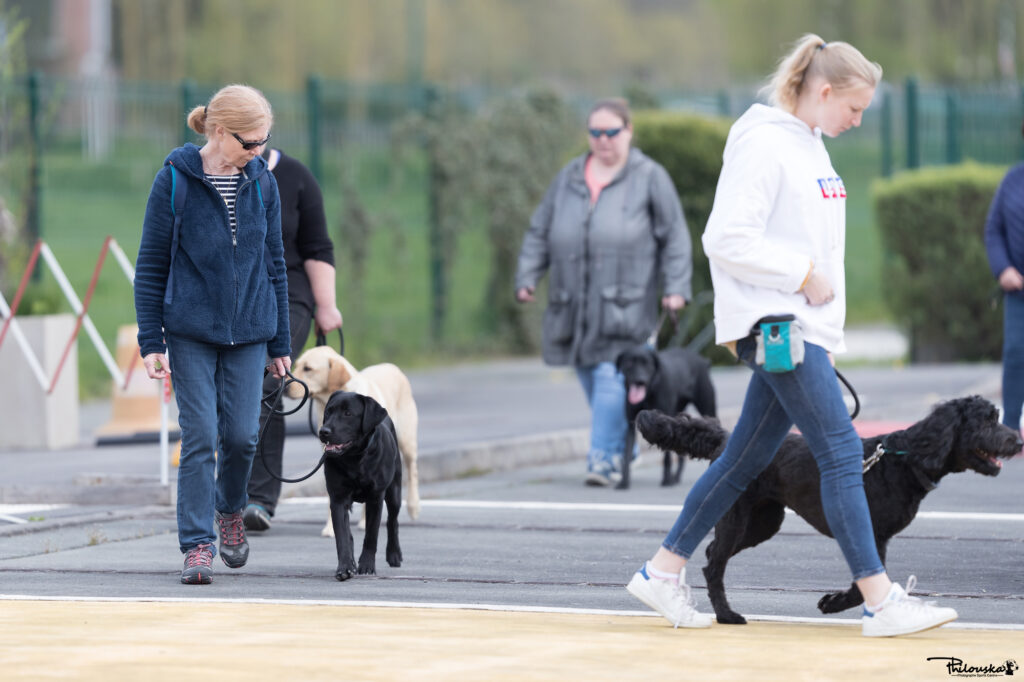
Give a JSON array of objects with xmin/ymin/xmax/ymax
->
[
  {"xmin": 600, "ymin": 285, "xmax": 645, "ymax": 339},
  {"xmin": 544, "ymin": 289, "xmax": 575, "ymax": 344}
]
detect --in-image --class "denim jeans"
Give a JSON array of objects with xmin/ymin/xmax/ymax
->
[
  {"xmin": 1002, "ymin": 293, "xmax": 1024, "ymax": 430},
  {"xmin": 662, "ymin": 339, "xmax": 885, "ymax": 581},
  {"xmin": 167, "ymin": 334, "xmax": 267, "ymax": 554},
  {"xmin": 576, "ymin": 362, "xmax": 629, "ymax": 470}
]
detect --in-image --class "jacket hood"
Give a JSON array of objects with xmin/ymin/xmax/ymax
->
[
  {"xmin": 164, "ymin": 143, "xmax": 268, "ymax": 180},
  {"xmin": 725, "ymin": 104, "xmax": 819, "ymax": 155}
]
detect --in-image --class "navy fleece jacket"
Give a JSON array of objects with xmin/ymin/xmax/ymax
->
[
  {"xmin": 134, "ymin": 144, "xmax": 291, "ymax": 358},
  {"xmin": 985, "ymin": 163, "xmax": 1024, "ymax": 301}
]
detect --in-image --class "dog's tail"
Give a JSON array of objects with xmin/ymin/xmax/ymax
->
[{"xmin": 636, "ymin": 410, "xmax": 726, "ymax": 461}]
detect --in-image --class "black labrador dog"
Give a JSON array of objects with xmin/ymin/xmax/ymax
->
[
  {"xmin": 318, "ymin": 390, "xmax": 403, "ymax": 581},
  {"xmin": 615, "ymin": 345, "xmax": 716, "ymax": 489},
  {"xmin": 637, "ymin": 395, "xmax": 1021, "ymax": 624}
]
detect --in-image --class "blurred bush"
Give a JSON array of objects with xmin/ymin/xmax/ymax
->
[
  {"xmin": 873, "ymin": 162, "xmax": 1006, "ymax": 361},
  {"xmin": 632, "ymin": 110, "xmax": 731, "ymax": 360}
]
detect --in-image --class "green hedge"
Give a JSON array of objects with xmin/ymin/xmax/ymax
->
[
  {"xmin": 632, "ymin": 110, "xmax": 730, "ymax": 360},
  {"xmin": 873, "ymin": 162, "xmax": 1006, "ymax": 362}
]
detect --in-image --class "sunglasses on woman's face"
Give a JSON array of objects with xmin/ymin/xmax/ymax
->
[
  {"xmin": 232, "ymin": 131, "xmax": 272, "ymax": 150},
  {"xmin": 588, "ymin": 127, "xmax": 623, "ymax": 139}
]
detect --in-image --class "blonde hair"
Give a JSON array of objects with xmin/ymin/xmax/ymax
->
[
  {"xmin": 186, "ymin": 84, "xmax": 273, "ymax": 137},
  {"xmin": 763, "ymin": 34, "xmax": 882, "ymax": 112}
]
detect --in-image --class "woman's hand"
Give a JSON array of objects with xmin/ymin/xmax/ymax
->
[
  {"xmin": 516, "ymin": 286, "xmax": 536, "ymax": 303},
  {"xmin": 661, "ymin": 294, "xmax": 686, "ymax": 311},
  {"xmin": 314, "ymin": 305, "xmax": 344, "ymax": 333},
  {"xmin": 802, "ymin": 269, "xmax": 835, "ymax": 306},
  {"xmin": 143, "ymin": 353, "xmax": 170, "ymax": 380},
  {"xmin": 999, "ymin": 266, "xmax": 1024, "ymax": 292},
  {"xmin": 267, "ymin": 356, "xmax": 292, "ymax": 379}
]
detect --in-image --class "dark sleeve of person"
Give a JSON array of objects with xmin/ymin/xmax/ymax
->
[
  {"xmin": 984, "ymin": 169, "xmax": 1013, "ymax": 280},
  {"xmin": 134, "ymin": 166, "xmax": 174, "ymax": 357},
  {"xmin": 291, "ymin": 159, "xmax": 334, "ymax": 266}
]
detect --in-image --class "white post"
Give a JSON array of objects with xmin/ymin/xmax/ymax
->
[{"xmin": 160, "ymin": 375, "xmax": 169, "ymax": 486}]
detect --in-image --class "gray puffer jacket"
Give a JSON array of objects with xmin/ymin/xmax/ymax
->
[{"xmin": 515, "ymin": 148, "xmax": 692, "ymax": 367}]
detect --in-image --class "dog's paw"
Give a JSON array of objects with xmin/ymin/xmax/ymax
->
[
  {"xmin": 817, "ymin": 591, "xmax": 857, "ymax": 614},
  {"xmin": 335, "ymin": 566, "xmax": 356, "ymax": 581},
  {"xmin": 386, "ymin": 549, "xmax": 402, "ymax": 567},
  {"xmin": 716, "ymin": 610, "xmax": 747, "ymax": 625},
  {"xmin": 357, "ymin": 558, "xmax": 376, "ymax": 575}
]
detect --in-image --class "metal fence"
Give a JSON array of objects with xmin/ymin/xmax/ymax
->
[{"xmin": 6, "ymin": 72, "xmax": 1024, "ymax": 193}]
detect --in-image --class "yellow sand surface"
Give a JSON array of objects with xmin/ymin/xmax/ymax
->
[{"xmin": 0, "ymin": 600, "xmax": 1019, "ymax": 681}]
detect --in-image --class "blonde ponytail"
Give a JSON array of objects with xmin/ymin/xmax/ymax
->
[
  {"xmin": 763, "ymin": 34, "xmax": 882, "ymax": 112},
  {"xmin": 186, "ymin": 106, "xmax": 207, "ymax": 135}
]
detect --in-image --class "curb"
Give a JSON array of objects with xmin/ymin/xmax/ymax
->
[{"xmin": 0, "ymin": 430, "xmax": 591, "ymax": 507}]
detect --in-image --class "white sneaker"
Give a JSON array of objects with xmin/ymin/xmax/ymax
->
[
  {"xmin": 862, "ymin": 576, "xmax": 958, "ymax": 637},
  {"xmin": 626, "ymin": 563, "xmax": 713, "ymax": 629}
]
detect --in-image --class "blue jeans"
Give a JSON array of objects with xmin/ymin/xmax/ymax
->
[
  {"xmin": 662, "ymin": 340, "xmax": 885, "ymax": 581},
  {"xmin": 576, "ymin": 362, "xmax": 629, "ymax": 470},
  {"xmin": 167, "ymin": 335, "xmax": 267, "ymax": 554},
  {"xmin": 1002, "ymin": 293, "xmax": 1024, "ymax": 430}
]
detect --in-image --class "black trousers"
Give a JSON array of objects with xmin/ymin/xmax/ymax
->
[{"xmin": 246, "ymin": 298, "xmax": 313, "ymax": 516}]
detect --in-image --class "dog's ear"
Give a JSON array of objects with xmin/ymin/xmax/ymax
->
[
  {"xmin": 615, "ymin": 350, "xmax": 627, "ymax": 374},
  {"xmin": 327, "ymin": 356, "xmax": 351, "ymax": 392},
  {"xmin": 650, "ymin": 349, "xmax": 661, "ymax": 375},
  {"xmin": 903, "ymin": 400, "xmax": 959, "ymax": 472},
  {"xmin": 359, "ymin": 394, "xmax": 389, "ymax": 434}
]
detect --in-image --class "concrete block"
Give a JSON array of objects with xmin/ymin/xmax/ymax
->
[{"xmin": 0, "ymin": 313, "xmax": 79, "ymax": 449}]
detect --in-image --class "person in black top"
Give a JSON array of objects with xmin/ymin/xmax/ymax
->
[{"xmin": 244, "ymin": 147, "xmax": 343, "ymax": 531}]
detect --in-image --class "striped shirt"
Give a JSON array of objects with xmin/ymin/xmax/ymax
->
[{"xmin": 206, "ymin": 173, "xmax": 241, "ymax": 244}]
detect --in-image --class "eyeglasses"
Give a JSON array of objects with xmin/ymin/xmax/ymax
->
[
  {"xmin": 231, "ymin": 131, "xmax": 272, "ymax": 150},
  {"xmin": 588, "ymin": 127, "xmax": 623, "ymax": 139}
]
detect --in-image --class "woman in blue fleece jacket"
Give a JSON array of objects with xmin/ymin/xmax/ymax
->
[
  {"xmin": 984, "ymin": 139, "xmax": 1024, "ymax": 433},
  {"xmin": 134, "ymin": 84, "xmax": 291, "ymax": 585}
]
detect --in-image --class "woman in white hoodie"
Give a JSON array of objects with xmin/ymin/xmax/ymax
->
[{"xmin": 626, "ymin": 35, "xmax": 959, "ymax": 638}]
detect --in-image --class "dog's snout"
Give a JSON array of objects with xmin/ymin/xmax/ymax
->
[{"xmin": 319, "ymin": 426, "xmax": 332, "ymax": 441}]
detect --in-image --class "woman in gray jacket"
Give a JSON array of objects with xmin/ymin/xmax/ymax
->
[{"xmin": 515, "ymin": 98, "xmax": 692, "ymax": 486}]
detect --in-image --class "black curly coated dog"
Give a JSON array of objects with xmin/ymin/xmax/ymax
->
[{"xmin": 636, "ymin": 395, "xmax": 1022, "ymax": 625}]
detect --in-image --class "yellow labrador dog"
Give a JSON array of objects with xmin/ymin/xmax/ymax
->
[{"xmin": 287, "ymin": 346, "xmax": 420, "ymax": 536}]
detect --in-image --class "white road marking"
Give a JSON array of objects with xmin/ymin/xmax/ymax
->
[
  {"xmin": 283, "ymin": 497, "xmax": 1024, "ymax": 521},
  {"xmin": 0, "ymin": 504, "xmax": 67, "ymax": 524}
]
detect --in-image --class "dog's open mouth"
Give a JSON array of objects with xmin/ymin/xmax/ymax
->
[
  {"xmin": 628, "ymin": 383, "xmax": 647, "ymax": 405},
  {"xmin": 322, "ymin": 441, "xmax": 352, "ymax": 454},
  {"xmin": 972, "ymin": 448, "xmax": 1005, "ymax": 475}
]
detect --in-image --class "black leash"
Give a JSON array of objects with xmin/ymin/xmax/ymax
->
[
  {"xmin": 255, "ymin": 367, "xmax": 330, "ymax": 484},
  {"xmin": 646, "ymin": 308, "xmax": 680, "ymax": 348},
  {"xmin": 834, "ymin": 368, "xmax": 861, "ymax": 421}
]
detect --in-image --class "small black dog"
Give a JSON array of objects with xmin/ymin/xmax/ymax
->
[
  {"xmin": 319, "ymin": 390, "xmax": 403, "ymax": 581},
  {"xmin": 615, "ymin": 345, "xmax": 716, "ymax": 489},
  {"xmin": 637, "ymin": 395, "xmax": 1021, "ymax": 624}
]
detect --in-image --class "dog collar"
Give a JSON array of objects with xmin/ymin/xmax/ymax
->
[
  {"xmin": 910, "ymin": 465, "xmax": 939, "ymax": 492},
  {"xmin": 864, "ymin": 443, "xmax": 938, "ymax": 491}
]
